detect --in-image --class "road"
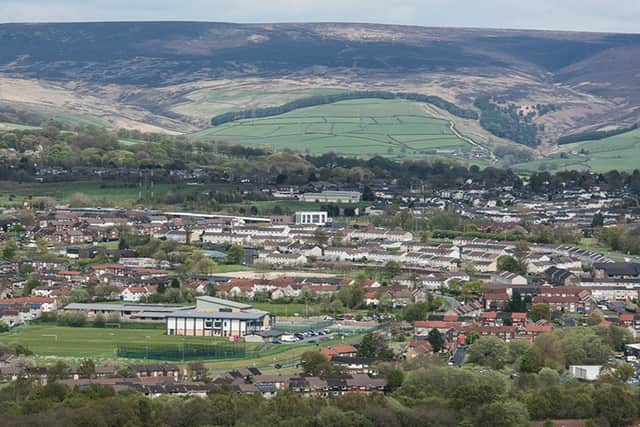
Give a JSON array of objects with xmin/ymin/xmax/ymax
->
[{"xmin": 451, "ymin": 347, "xmax": 467, "ymax": 367}]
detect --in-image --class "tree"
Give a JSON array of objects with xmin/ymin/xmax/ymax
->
[
  {"xmin": 358, "ymin": 333, "xmax": 394, "ymax": 360},
  {"xmin": 461, "ymin": 280, "xmax": 483, "ymax": 302},
  {"xmin": 613, "ymin": 363, "xmax": 635, "ymax": 382},
  {"xmin": 506, "ymin": 290, "xmax": 526, "ymax": 312},
  {"xmin": 383, "ymin": 261, "xmax": 401, "ymax": 279},
  {"xmin": 60, "ymin": 311, "xmax": 87, "ymax": 327},
  {"xmin": 362, "ymin": 185, "xmax": 375, "ymax": 201},
  {"xmin": 0, "ymin": 321, "xmax": 9, "ymax": 333},
  {"xmin": 157, "ymin": 282, "xmax": 166, "ymax": 294},
  {"xmin": 385, "ymin": 368, "xmax": 404, "ymax": 392},
  {"xmin": 591, "ymin": 212, "xmax": 604, "ymax": 227},
  {"xmin": 402, "ymin": 302, "xmax": 428, "ymax": 322},
  {"xmin": 476, "ymin": 399, "xmax": 529, "ymax": 427},
  {"xmin": 94, "ymin": 313, "xmax": 106, "ymax": 328},
  {"xmin": 465, "ymin": 331, "xmax": 480, "ymax": 346},
  {"xmin": 537, "ymin": 367, "xmax": 560, "ymax": 387},
  {"xmin": 530, "ymin": 303, "xmax": 551, "ymax": 322},
  {"xmin": 46, "ymin": 361, "xmax": 69, "ymax": 382},
  {"xmin": 78, "ymin": 358, "xmax": 96, "ymax": 379},
  {"xmin": 226, "ymin": 244, "xmax": 245, "ymax": 265},
  {"xmin": 594, "ymin": 325, "xmax": 633, "ymax": 351},
  {"xmin": 170, "ymin": 277, "xmax": 180, "ymax": 289},
  {"xmin": 300, "ymin": 351, "xmax": 333, "ymax": 376},
  {"xmin": 2, "ymin": 238, "xmax": 17, "ymax": 259},
  {"xmin": 427, "ymin": 329, "xmax": 445, "ymax": 353},
  {"xmin": 377, "ymin": 293, "xmax": 393, "ymax": 313},
  {"xmin": 313, "ymin": 229, "xmax": 329, "ymax": 247},
  {"xmin": 336, "ymin": 284, "xmax": 365, "ymax": 309},
  {"xmin": 22, "ymin": 277, "xmax": 40, "ymax": 297},
  {"xmin": 497, "ymin": 255, "xmax": 522, "ymax": 274},
  {"xmin": 507, "ymin": 339, "xmax": 531, "ymax": 364},
  {"xmin": 520, "ymin": 333, "xmax": 564, "ymax": 373},
  {"xmin": 468, "ymin": 336, "xmax": 509, "ymax": 370},
  {"xmin": 593, "ymin": 383, "xmax": 638, "ymax": 427}
]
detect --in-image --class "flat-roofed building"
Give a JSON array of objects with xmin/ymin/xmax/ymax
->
[
  {"xmin": 299, "ymin": 191, "xmax": 361, "ymax": 204},
  {"xmin": 165, "ymin": 296, "xmax": 274, "ymax": 338},
  {"xmin": 295, "ymin": 211, "xmax": 328, "ymax": 226}
]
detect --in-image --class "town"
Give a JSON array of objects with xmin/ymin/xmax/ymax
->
[{"xmin": 0, "ymin": 169, "xmax": 639, "ymax": 424}]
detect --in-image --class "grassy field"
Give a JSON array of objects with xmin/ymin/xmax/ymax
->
[
  {"xmin": 0, "ymin": 180, "xmax": 204, "ymax": 208},
  {"xmin": 188, "ymin": 98, "xmax": 474, "ymax": 159},
  {"xmin": 0, "ymin": 323, "xmax": 364, "ymax": 372},
  {"xmin": 0, "ymin": 324, "xmax": 253, "ymax": 359},
  {"xmin": 174, "ymin": 86, "xmax": 348, "ymax": 120},
  {"xmin": 253, "ymin": 303, "xmax": 321, "ymax": 317},
  {"xmin": 571, "ymin": 238, "xmax": 640, "ymax": 263},
  {"xmin": 513, "ymin": 128, "xmax": 640, "ymax": 173},
  {"xmin": 0, "ymin": 122, "xmax": 40, "ymax": 131}
]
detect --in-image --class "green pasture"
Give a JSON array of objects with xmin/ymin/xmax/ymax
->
[
  {"xmin": 512, "ymin": 128, "xmax": 640, "ymax": 173},
  {"xmin": 175, "ymin": 87, "xmax": 348, "ymax": 118},
  {"xmin": 0, "ymin": 180, "xmax": 202, "ymax": 208},
  {"xmin": 188, "ymin": 98, "xmax": 472, "ymax": 158}
]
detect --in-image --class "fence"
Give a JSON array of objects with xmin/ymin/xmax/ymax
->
[
  {"xmin": 274, "ymin": 320, "xmax": 333, "ymax": 333},
  {"xmin": 117, "ymin": 343, "xmax": 250, "ymax": 361}
]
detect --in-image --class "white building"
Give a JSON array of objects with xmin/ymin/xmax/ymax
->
[
  {"xmin": 300, "ymin": 191, "xmax": 361, "ymax": 204},
  {"xmin": 569, "ymin": 365, "xmax": 602, "ymax": 381},
  {"xmin": 165, "ymin": 296, "xmax": 273, "ymax": 338},
  {"xmin": 295, "ymin": 211, "xmax": 328, "ymax": 226}
]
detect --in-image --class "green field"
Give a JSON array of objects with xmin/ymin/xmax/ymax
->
[
  {"xmin": 513, "ymin": 128, "xmax": 640, "ymax": 173},
  {"xmin": 0, "ymin": 324, "xmax": 251, "ymax": 359},
  {"xmin": 0, "ymin": 180, "xmax": 205, "ymax": 208},
  {"xmin": 174, "ymin": 87, "xmax": 348, "ymax": 119},
  {"xmin": 0, "ymin": 122, "xmax": 40, "ymax": 131},
  {"xmin": 188, "ymin": 98, "xmax": 473, "ymax": 158},
  {"xmin": 253, "ymin": 302, "xmax": 321, "ymax": 317},
  {"xmin": 0, "ymin": 324, "xmax": 364, "ymax": 371}
]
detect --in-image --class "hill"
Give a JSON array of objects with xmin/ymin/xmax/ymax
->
[{"xmin": 0, "ymin": 21, "xmax": 639, "ymax": 164}]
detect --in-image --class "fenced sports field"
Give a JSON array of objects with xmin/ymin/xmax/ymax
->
[{"xmin": 116, "ymin": 342, "xmax": 250, "ymax": 361}]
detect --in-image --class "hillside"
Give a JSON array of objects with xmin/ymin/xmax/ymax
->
[{"xmin": 0, "ymin": 21, "xmax": 639, "ymax": 160}]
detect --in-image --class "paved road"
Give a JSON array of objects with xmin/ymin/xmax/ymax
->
[{"xmin": 452, "ymin": 347, "xmax": 467, "ymax": 367}]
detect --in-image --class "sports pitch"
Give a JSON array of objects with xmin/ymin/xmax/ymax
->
[
  {"xmin": 0, "ymin": 324, "xmax": 246, "ymax": 359},
  {"xmin": 189, "ymin": 98, "xmax": 472, "ymax": 158}
]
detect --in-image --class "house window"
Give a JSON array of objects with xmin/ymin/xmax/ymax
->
[
  {"xmin": 220, "ymin": 308, "xmax": 232, "ymax": 313},
  {"xmin": 204, "ymin": 320, "xmax": 213, "ymax": 329}
]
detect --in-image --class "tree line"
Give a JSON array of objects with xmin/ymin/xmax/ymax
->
[{"xmin": 557, "ymin": 123, "xmax": 638, "ymax": 145}]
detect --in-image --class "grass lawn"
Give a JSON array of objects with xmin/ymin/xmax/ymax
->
[
  {"xmin": 571, "ymin": 238, "xmax": 640, "ymax": 263},
  {"xmin": 188, "ymin": 98, "xmax": 474, "ymax": 160},
  {"xmin": 0, "ymin": 324, "xmax": 252, "ymax": 359},
  {"xmin": 512, "ymin": 128, "xmax": 640, "ymax": 173},
  {"xmin": 253, "ymin": 302, "xmax": 321, "ymax": 317},
  {"xmin": 203, "ymin": 333, "xmax": 363, "ymax": 372},
  {"xmin": 0, "ymin": 324, "xmax": 364, "ymax": 372},
  {"xmin": 214, "ymin": 264, "xmax": 254, "ymax": 274},
  {"xmin": 0, "ymin": 180, "xmax": 204, "ymax": 209}
]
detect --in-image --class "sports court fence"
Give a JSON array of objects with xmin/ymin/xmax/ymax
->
[{"xmin": 117, "ymin": 343, "xmax": 250, "ymax": 361}]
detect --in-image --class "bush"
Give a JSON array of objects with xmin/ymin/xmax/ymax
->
[
  {"xmin": 94, "ymin": 313, "xmax": 106, "ymax": 328},
  {"xmin": 60, "ymin": 311, "xmax": 87, "ymax": 327}
]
